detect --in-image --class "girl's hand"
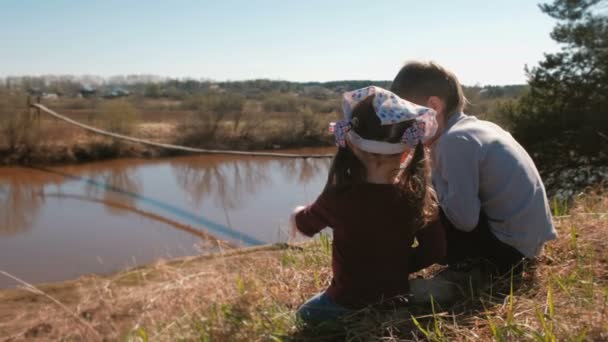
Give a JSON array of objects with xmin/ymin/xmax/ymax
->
[{"xmin": 289, "ymin": 206, "xmax": 306, "ymax": 239}]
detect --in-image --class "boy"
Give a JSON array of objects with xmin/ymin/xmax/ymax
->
[{"xmin": 391, "ymin": 61, "xmax": 557, "ymax": 301}]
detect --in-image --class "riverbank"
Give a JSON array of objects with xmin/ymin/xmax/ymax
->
[
  {"xmin": 0, "ymin": 192, "xmax": 606, "ymax": 341},
  {"xmin": 0, "ymin": 97, "xmax": 334, "ymax": 167},
  {"xmin": 0, "ymin": 134, "xmax": 334, "ymax": 167},
  {"xmin": 2, "ymin": 141, "xmax": 606, "ymax": 204}
]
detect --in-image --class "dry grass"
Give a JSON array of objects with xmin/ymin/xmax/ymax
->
[
  {"xmin": 0, "ymin": 97, "xmax": 333, "ymax": 165},
  {"xmin": 0, "ymin": 194, "xmax": 606, "ymax": 341},
  {"xmin": 0, "ymin": 242, "xmax": 331, "ymax": 341}
]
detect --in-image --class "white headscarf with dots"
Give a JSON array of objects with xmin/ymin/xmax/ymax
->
[{"xmin": 334, "ymin": 86, "xmax": 438, "ymax": 154}]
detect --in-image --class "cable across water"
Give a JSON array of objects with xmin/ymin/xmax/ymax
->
[
  {"xmin": 31, "ymin": 103, "xmax": 334, "ymax": 159},
  {"xmin": 43, "ymin": 192, "xmax": 237, "ymax": 249},
  {"xmin": 31, "ymin": 166, "xmax": 265, "ymax": 246}
]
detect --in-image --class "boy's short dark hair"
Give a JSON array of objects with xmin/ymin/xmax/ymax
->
[{"xmin": 390, "ymin": 61, "xmax": 466, "ymax": 116}]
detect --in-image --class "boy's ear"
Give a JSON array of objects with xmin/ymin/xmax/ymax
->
[{"xmin": 427, "ymin": 96, "xmax": 446, "ymax": 115}]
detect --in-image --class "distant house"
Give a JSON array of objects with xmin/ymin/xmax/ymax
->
[
  {"xmin": 79, "ymin": 85, "xmax": 97, "ymax": 98},
  {"xmin": 27, "ymin": 87, "xmax": 44, "ymax": 97},
  {"xmin": 42, "ymin": 93, "xmax": 59, "ymax": 100},
  {"xmin": 27, "ymin": 88, "xmax": 61, "ymax": 100},
  {"xmin": 103, "ymin": 87, "xmax": 130, "ymax": 99}
]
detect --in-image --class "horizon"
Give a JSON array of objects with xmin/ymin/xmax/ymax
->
[
  {"xmin": 0, "ymin": 74, "xmax": 529, "ymax": 87},
  {"xmin": 1, "ymin": 1, "xmax": 558, "ymax": 86}
]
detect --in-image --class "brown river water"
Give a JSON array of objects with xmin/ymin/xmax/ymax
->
[{"xmin": 0, "ymin": 149, "xmax": 334, "ymax": 288}]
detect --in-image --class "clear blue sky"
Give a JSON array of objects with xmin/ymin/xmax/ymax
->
[{"xmin": 0, "ymin": 0, "xmax": 559, "ymax": 85}]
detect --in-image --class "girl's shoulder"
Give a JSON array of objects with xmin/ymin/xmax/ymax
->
[
  {"xmin": 327, "ymin": 183, "xmax": 416, "ymax": 208},
  {"xmin": 328, "ymin": 182, "xmax": 398, "ymax": 195}
]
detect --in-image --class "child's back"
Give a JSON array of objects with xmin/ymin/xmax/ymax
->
[
  {"xmin": 296, "ymin": 183, "xmax": 420, "ymax": 308},
  {"xmin": 433, "ymin": 113, "xmax": 556, "ymax": 257},
  {"xmin": 291, "ymin": 86, "xmax": 445, "ymax": 325}
]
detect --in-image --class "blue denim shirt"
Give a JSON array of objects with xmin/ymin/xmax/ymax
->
[{"xmin": 431, "ymin": 112, "xmax": 557, "ymax": 257}]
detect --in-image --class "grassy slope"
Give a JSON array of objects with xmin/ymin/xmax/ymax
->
[{"xmin": 0, "ymin": 193, "xmax": 607, "ymax": 341}]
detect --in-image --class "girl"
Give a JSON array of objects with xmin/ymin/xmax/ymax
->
[{"xmin": 290, "ymin": 86, "xmax": 446, "ymax": 325}]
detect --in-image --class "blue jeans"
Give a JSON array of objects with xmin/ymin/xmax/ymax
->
[{"xmin": 296, "ymin": 292, "xmax": 350, "ymax": 326}]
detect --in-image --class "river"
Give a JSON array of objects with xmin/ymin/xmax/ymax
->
[{"xmin": 0, "ymin": 149, "xmax": 333, "ymax": 288}]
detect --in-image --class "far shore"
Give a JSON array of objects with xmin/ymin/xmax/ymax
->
[{"xmin": 0, "ymin": 139, "xmax": 335, "ymax": 167}]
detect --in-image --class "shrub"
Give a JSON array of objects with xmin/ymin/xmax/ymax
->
[
  {"xmin": 272, "ymin": 106, "xmax": 327, "ymax": 147},
  {"xmin": 261, "ymin": 92, "xmax": 300, "ymax": 113},
  {"xmin": 188, "ymin": 92, "xmax": 246, "ymax": 138},
  {"xmin": 499, "ymin": 88, "xmax": 608, "ymax": 155},
  {"xmin": 97, "ymin": 100, "xmax": 140, "ymax": 135},
  {"xmin": 58, "ymin": 97, "xmax": 94, "ymax": 110},
  {"xmin": 296, "ymin": 107, "xmax": 323, "ymax": 139},
  {"xmin": 0, "ymin": 92, "xmax": 35, "ymax": 151}
]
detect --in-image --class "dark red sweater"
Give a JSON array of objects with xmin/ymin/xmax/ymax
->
[{"xmin": 295, "ymin": 183, "xmax": 445, "ymax": 309}]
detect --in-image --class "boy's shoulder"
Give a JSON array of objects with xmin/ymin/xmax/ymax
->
[
  {"xmin": 437, "ymin": 115, "xmax": 482, "ymax": 150},
  {"xmin": 439, "ymin": 113, "xmax": 508, "ymax": 148}
]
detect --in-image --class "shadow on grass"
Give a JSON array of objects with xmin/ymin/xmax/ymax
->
[{"xmin": 286, "ymin": 264, "xmax": 536, "ymax": 341}]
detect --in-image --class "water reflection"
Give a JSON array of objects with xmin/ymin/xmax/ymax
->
[
  {"xmin": 58, "ymin": 161, "xmax": 142, "ymax": 216},
  {"xmin": 0, "ymin": 156, "xmax": 332, "ymax": 238},
  {"xmin": 278, "ymin": 158, "xmax": 332, "ymax": 185},
  {"xmin": 171, "ymin": 156, "xmax": 331, "ymax": 209},
  {"xmin": 46, "ymin": 161, "xmax": 264, "ymax": 246},
  {"xmin": 0, "ymin": 168, "xmax": 63, "ymax": 235},
  {"xmin": 0, "ymin": 161, "xmax": 144, "ymax": 236},
  {"xmin": 42, "ymin": 192, "xmax": 236, "ymax": 249},
  {"xmin": 171, "ymin": 156, "xmax": 270, "ymax": 209}
]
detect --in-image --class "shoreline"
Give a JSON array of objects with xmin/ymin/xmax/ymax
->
[
  {"xmin": 1, "ymin": 140, "xmax": 605, "ymax": 201},
  {"xmin": 0, "ymin": 242, "xmax": 296, "ymax": 295},
  {"xmin": 0, "ymin": 142, "xmax": 335, "ymax": 167}
]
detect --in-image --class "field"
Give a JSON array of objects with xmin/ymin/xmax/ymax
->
[
  {"xmin": 0, "ymin": 191, "xmax": 606, "ymax": 341},
  {"xmin": 0, "ymin": 95, "xmax": 336, "ymax": 165}
]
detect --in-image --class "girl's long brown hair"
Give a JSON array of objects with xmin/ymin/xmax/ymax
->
[{"xmin": 324, "ymin": 95, "xmax": 437, "ymax": 224}]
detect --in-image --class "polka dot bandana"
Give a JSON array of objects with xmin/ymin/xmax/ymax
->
[
  {"xmin": 333, "ymin": 120, "xmax": 351, "ymax": 148},
  {"xmin": 340, "ymin": 86, "xmax": 438, "ymax": 150}
]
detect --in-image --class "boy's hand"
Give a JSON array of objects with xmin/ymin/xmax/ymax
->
[{"xmin": 289, "ymin": 206, "xmax": 307, "ymax": 239}]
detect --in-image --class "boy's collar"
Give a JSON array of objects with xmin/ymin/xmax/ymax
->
[
  {"xmin": 446, "ymin": 112, "xmax": 466, "ymax": 129},
  {"xmin": 428, "ymin": 112, "xmax": 466, "ymax": 148}
]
